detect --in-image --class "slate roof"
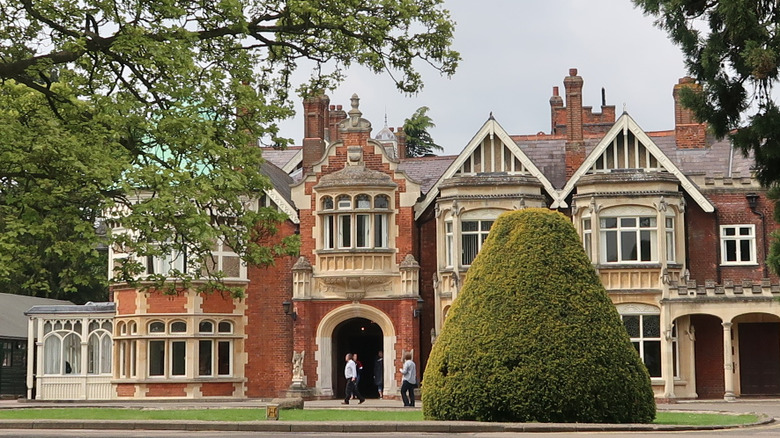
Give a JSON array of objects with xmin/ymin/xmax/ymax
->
[
  {"xmin": 260, "ymin": 160, "xmax": 294, "ymax": 207},
  {"xmin": 398, "ymin": 155, "xmax": 457, "ymax": 194},
  {"xmin": 0, "ymin": 293, "xmax": 72, "ymax": 339},
  {"xmin": 261, "ymin": 147, "xmax": 301, "ymax": 170}
]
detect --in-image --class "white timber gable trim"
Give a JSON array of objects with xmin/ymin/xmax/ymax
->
[
  {"xmin": 554, "ymin": 113, "xmax": 714, "ymax": 213},
  {"xmin": 415, "ymin": 117, "xmax": 558, "ymax": 219},
  {"xmin": 264, "ymin": 188, "xmax": 300, "ymax": 224},
  {"xmin": 281, "ymin": 148, "xmax": 303, "ymax": 173}
]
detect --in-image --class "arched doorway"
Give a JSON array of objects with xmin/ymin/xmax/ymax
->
[
  {"xmin": 333, "ymin": 317, "xmax": 383, "ymax": 398},
  {"xmin": 691, "ymin": 314, "xmax": 724, "ymax": 399}
]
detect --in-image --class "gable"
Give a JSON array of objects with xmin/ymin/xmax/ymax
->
[
  {"xmin": 415, "ymin": 117, "xmax": 558, "ymax": 219},
  {"xmin": 555, "ymin": 113, "xmax": 714, "ymax": 213}
]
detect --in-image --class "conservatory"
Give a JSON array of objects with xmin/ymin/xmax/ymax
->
[{"xmin": 25, "ymin": 302, "xmax": 115, "ymax": 400}]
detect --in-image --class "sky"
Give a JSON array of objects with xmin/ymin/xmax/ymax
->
[{"xmin": 279, "ymin": 0, "xmax": 688, "ymax": 156}]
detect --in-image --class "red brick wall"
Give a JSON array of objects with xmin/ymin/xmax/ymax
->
[
  {"xmin": 200, "ymin": 382, "xmax": 235, "ymax": 397},
  {"xmin": 691, "ymin": 315, "xmax": 725, "ymax": 399},
  {"xmin": 244, "ymin": 219, "xmax": 297, "ymax": 398},
  {"xmin": 417, "ymin": 212, "xmax": 438, "ymax": 376},
  {"xmin": 200, "ymin": 292, "xmax": 236, "ymax": 314},
  {"xmin": 146, "ymin": 292, "xmax": 188, "ymax": 314},
  {"xmin": 113, "ymin": 289, "xmax": 137, "ymax": 315},
  {"xmin": 145, "ymin": 383, "xmax": 187, "ymax": 397},
  {"xmin": 688, "ymin": 191, "xmax": 779, "ymax": 284},
  {"xmin": 115, "ymin": 384, "xmax": 135, "ymax": 397}
]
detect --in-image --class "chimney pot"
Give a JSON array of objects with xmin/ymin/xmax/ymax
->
[
  {"xmin": 553, "ymin": 86, "xmax": 559, "ymax": 96},
  {"xmin": 569, "ymin": 68, "xmax": 578, "ymax": 76},
  {"xmin": 336, "ymin": 105, "xmax": 342, "ymax": 110}
]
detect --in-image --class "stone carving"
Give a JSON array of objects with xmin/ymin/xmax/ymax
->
[{"xmin": 291, "ymin": 351, "xmax": 306, "ymax": 389}]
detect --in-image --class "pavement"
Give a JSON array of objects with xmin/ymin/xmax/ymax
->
[{"xmin": 0, "ymin": 396, "xmax": 776, "ymax": 433}]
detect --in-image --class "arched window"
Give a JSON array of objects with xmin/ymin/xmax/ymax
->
[
  {"xmin": 43, "ymin": 336, "xmax": 61, "ymax": 375},
  {"xmin": 63, "ymin": 333, "xmax": 81, "ymax": 375},
  {"xmin": 149, "ymin": 321, "xmax": 165, "ymax": 333},
  {"xmin": 322, "ymin": 196, "xmax": 334, "ymax": 210},
  {"xmin": 199, "ymin": 320, "xmax": 214, "ymax": 333},
  {"xmin": 170, "ymin": 321, "xmax": 187, "ymax": 333},
  {"xmin": 218, "ymin": 321, "xmax": 233, "ymax": 333},
  {"xmin": 88, "ymin": 331, "xmax": 112, "ymax": 374}
]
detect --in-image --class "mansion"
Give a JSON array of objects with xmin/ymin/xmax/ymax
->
[{"xmin": 24, "ymin": 69, "xmax": 780, "ymax": 402}]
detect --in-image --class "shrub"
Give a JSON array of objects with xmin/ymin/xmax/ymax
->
[{"xmin": 422, "ymin": 208, "xmax": 655, "ymax": 423}]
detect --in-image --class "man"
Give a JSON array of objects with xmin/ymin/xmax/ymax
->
[
  {"xmin": 342, "ymin": 353, "xmax": 365, "ymax": 404},
  {"xmin": 352, "ymin": 353, "xmax": 363, "ymax": 399},
  {"xmin": 399, "ymin": 352, "xmax": 417, "ymax": 407},
  {"xmin": 373, "ymin": 351, "xmax": 384, "ymax": 399}
]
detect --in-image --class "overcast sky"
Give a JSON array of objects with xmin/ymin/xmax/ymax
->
[{"xmin": 279, "ymin": 0, "xmax": 688, "ymax": 156}]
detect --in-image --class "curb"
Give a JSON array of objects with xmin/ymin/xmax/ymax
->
[{"xmin": 0, "ymin": 414, "xmax": 773, "ymax": 433}]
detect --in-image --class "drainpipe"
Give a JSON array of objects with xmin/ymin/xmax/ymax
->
[{"xmin": 746, "ymin": 193, "xmax": 768, "ymax": 278}]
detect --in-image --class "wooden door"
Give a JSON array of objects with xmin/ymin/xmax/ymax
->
[{"xmin": 739, "ymin": 323, "xmax": 780, "ymax": 395}]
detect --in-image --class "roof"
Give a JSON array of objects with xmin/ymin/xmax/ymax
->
[
  {"xmin": 0, "ymin": 293, "xmax": 73, "ymax": 339},
  {"xmin": 261, "ymin": 147, "xmax": 301, "ymax": 172},
  {"xmin": 24, "ymin": 302, "xmax": 116, "ymax": 317},
  {"xmin": 398, "ymin": 155, "xmax": 457, "ymax": 194},
  {"xmin": 259, "ymin": 160, "xmax": 299, "ymax": 224}
]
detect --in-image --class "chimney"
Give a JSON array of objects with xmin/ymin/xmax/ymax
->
[
  {"xmin": 674, "ymin": 77, "xmax": 707, "ymax": 148},
  {"xmin": 302, "ymin": 94, "xmax": 330, "ymax": 174},
  {"xmin": 563, "ymin": 68, "xmax": 585, "ymax": 178},
  {"xmin": 549, "ymin": 86, "xmax": 564, "ymax": 135},
  {"xmin": 396, "ymin": 127, "xmax": 407, "ymax": 159},
  {"xmin": 328, "ymin": 104, "xmax": 346, "ymax": 144}
]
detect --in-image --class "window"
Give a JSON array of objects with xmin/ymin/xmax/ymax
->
[
  {"xmin": 461, "ymin": 220, "xmax": 493, "ymax": 266},
  {"xmin": 445, "ymin": 222, "xmax": 453, "ymax": 267},
  {"xmin": 600, "ymin": 216, "xmax": 657, "ymax": 263},
  {"xmin": 146, "ymin": 321, "xmax": 187, "ymax": 378},
  {"xmin": 666, "ymin": 217, "xmax": 676, "ymax": 263},
  {"xmin": 582, "ymin": 218, "xmax": 592, "ymax": 261},
  {"xmin": 198, "ymin": 320, "xmax": 233, "ymax": 377},
  {"xmin": 720, "ymin": 225, "xmax": 756, "ymax": 265},
  {"xmin": 41, "ymin": 319, "xmax": 111, "ymax": 376},
  {"xmin": 320, "ymin": 194, "xmax": 391, "ymax": 250},
  {"xmin": 621, "ymin": 313, "xmax": 661, "ymax": 378},
  {"xmin": 1, "ymin": 342, "xmax": 11, "ymax": 367}
]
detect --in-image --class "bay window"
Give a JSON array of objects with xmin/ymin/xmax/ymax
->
[
  {"xmin": 320, "ymin": 194, "xmax": 391, "ymax": 250},
  {"xmin": 600, "ymin": 216, "xmax": 657, "ymax": 263},
  {"xmin": 461, "ymin": 220, "xmax": 493, "ymax": 266}
]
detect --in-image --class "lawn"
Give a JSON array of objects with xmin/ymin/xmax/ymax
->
[{"xmin": 0, "ymin": 408, "xmax": 760, "ymax": 425}]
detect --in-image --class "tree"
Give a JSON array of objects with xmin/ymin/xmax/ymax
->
[
  {"xmin": 0, "ymin": 1, "xmax": 459, "ymax": 299},
  {"xmin": 633, "ymin": 0, "xmax": 780, "ymax": 272},
  {"xmin": 404, "ymin": 106, "xmax": 444, "ymax": 157},
  {"xmin": 422, "ymin": 209, "xmax": 655, "ymax": 423}
]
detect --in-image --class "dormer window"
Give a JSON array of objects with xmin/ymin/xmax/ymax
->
[{"xmin": 320, "ymin": 193, "xmax": 391, "ymax": 250}]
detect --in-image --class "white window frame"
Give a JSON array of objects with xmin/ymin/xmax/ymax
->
[
  {"xmin": 461, "ymin": 219, "xmax": 494, "ymax": 266},
  {"xmin": 319, "ymin": 193, "xmax": 392, "ymax": 251},
  {"xmin": 720, "ymin": 224, "xmax": 757, "ymax": 265},
  {"xmin": 619, "ymin": 311, "xmax": 662, "ymax": 378},
  {"xmin": 600, "ymin": 215, "xmax": 658, "ymax": 264}
]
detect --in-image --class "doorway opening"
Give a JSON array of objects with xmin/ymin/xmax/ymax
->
[{"xmin": 332, "ymin": 317, "xmax": 383, "ymax": 399}]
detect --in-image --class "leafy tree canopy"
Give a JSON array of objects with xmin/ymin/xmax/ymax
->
[
  {"xmin": 0, "ymin": 0, "xmax": 459, "ymax": 299},
  {"xmin": 404, "ymin": 106, "xmax": 443, "ymax": 157}
]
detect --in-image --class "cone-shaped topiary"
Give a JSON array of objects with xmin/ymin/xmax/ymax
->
[{"xmin": 422, "ymin": 208, "xmax": 655, "ymax": 423}]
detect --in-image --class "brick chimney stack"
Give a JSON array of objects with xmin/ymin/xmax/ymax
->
[
  {"xmin": 396, "ymin": 127, "xmax": 407, "ymax": 159},
  {"xmin": 564, "ymin": 68, "xmax": 585, "ymax": 179},
  {"xmin": 302, "ymin": 95, "xmax": 330, "ymax": 174},
  {"xmin": 674, "ymin": 77, "xmax": 707, "ymax": 149},
  {"xmin": 328, "ymin": 104, "xmax": 346, "ymax": 144},
  {"xmin": 549, "ymin": 86, "xmax": 564, "ymax": 135}
]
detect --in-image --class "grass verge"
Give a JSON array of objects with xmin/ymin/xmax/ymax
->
[{"xmin": 0, "ymin": 408, "xmax": 760, "ymax": 426}]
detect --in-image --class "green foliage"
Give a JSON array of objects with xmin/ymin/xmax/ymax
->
[
  {"xmin": 404, "ymin": 106, "xmax": 443, "ymax": 157},
  {"xmin": 634, "ymin": 0, "xmax": 780, "ymax": 274},
  {"xmin": 0, "ymin": 0, "xmax": 458, "ymax": 298},
  {"xmin": 422, "ymin": 209, "xmax": 655, "ymax": 423}
]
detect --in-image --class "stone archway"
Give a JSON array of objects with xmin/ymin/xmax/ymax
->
[{"xmin": 315, "ymin": 303, "xmax": 396, "ymax": 397}]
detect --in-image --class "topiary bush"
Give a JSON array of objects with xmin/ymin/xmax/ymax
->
[{"xmin": 422, "ymin": 208, "xmax": 655, "ymax": 423}]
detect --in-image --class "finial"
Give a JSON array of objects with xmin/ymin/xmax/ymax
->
[{"xmin": 349, "ymin": 94, "xmax": 362, "ymax": 126}]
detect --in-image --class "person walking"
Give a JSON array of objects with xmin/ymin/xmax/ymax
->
[
  {"xmin": 342, "ymin": 353, "xmax": 365, "ymax": 404},
  {"xmin": 352, "ymin": 353, "xmax": 363, "ymax": 399},
  {"xmin": 373, "ymin": 351, "xmax": 384, "ymax": 399},
  {"xmin": 399, "ymin": 352, "xmax": 417, "ymax": 407}
]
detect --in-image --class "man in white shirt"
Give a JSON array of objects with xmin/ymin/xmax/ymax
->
[
  {"xmin": 342, "ymin": 353, "xmax": 365, "ymax": 404},
  {"xmin": 399, "ymin": 352, "xmax": 417, "ymax": 407}
]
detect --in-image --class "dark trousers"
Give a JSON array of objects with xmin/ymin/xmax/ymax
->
[
  {"xmin": 401, "ymin": 380, "xmax": 416, "ymax": 406},
  {"xmin": 344, "ymin": 378, "xmax": 364, "ymax": 403}
]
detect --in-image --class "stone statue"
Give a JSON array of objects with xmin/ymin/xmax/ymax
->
[{"xmin": 292, "ymin": 351, "xmax": 304, "ymax": 381}]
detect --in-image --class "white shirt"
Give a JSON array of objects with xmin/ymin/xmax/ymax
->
[
  {"xmin": 400, "ymin": 359, "xmax": 416, "ymax": 384},
  {"xmin": 344, "ymin": 359, "xmax": 357, "ymax": 379}
]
